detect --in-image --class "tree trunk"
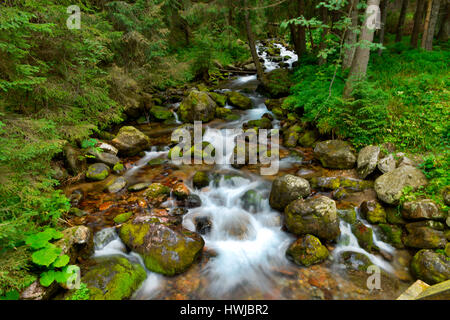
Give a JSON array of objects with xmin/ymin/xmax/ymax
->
[
  {"xmin": 395, "ymin": 0, "xmax": 409, "ymax": 42},
  {"xmin": 437, "ymin": 1, "xmax": 449, "ymax": 41},
  {"xmin": 243, "ymin": 0, "xmax": 266, "ymax": 83},
  {"xmin": 343, "ymin": 0, "xmax": 381, "ymax": 98},
  {"xmin": 297, "ymin": 0, "xmax": 307, "ymax": 56},
  {"xmin": 318, "ymin": 6, "xmax": 329, "ymax": 65},
  {"xmin": 343, "ymin": 0, "xmax": 360, "ymax": 68},
  {"xmin": 378, "ymin": 0, "xmax": 389, "ymax": 55},
  {"xmin": 411, "ymin": 0, "xmax": 426, "ymax": 47},
  {"xmin": 422, "ymin": 0, "xmax": 441, "ymax": 50}
]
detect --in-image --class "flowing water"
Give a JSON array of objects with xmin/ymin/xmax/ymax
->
[{"xmin": 79, "ymin": 40, "xmax": 412, "ymax": 300}]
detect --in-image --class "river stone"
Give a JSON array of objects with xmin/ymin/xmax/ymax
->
[
  {"xmin": 411, "ymin": 250, "xmax": 450, "ymax": 285},
  {"xmin": 55, "ymin": 226, "xmax": 94, "ymax": 264},
  {"xmin": 378, "ymin": 224, "xmax": 404, "ymax": 248},
  {"xmin": 403, "ymin": 222, "xmax": 447, "ymax": 249},
  {"xmin": 283, "ymin": 125, "xmax": 302, "ymax": 148},
  {"xmin": 144, "ymin": 183, "xmax": 171, "ymax": 200},
  {"xmin": 193, "ymin": 171, "xmax": 210, "ymax": 189},
  {"xmin": 351, "ymin": 221, "xmax": 376, "ymax": 251},
  {"xmin": 264, "ymin": 98, "xmax": 285, "ymax": 110},
  {"xmin": 77, "ymin": 256, "xmax": 146, "ymax": 300},
  {"xmin": 150, "ymin": 105, "xmax": 174, "ymax": 121},
  {"xmin": 128, "ymin": 182, "xmax": 151, "ymax": 192},
  {"xmin": 86, "ymin": 163, "xmax": 110, "ymax": 181},
  {"xmin": 87, "ymin": 148, "xmax": 120, "ymax": 167},
  {"xmin": 183, "ymin": 194, "xmax": 202, "ymax": 208},
  {"xmin": 314, "ymin": 140, "xmax": 356, "ymax": 169},
  {"xmin": 286, "ymin": 234, "xmax": 329, "ymax": 267},
  {"xmin": 357, "ymin": 145, "xmax": 380, "ymax": 178},
  {"xmin": 114, "ymin": 211, "xmax": 133, "ymax": 224},
  {"xmin": 226, "ymin": 91, "xmax": 253, "ymax": 110},
  {"xmin": 96, "ymin": 142, "xmax": 118, "ymax": 155},
  {"xmin": 112, "ymin": 126, "xmax": 151, "ymax": 156},
  {"xmin": 360, "ymin": 200, "xmax": 387, "ymax": 224},
  {"xmin": 284, "ymin": 195, "xmax": 340, "ymax": 240},
  {"xmin": 172, "ymin": 182, "xmax": 190, "ymax": 200},
  {"xmin": 194, "ymin": 216, "xmax": 212, "ymax": 235},
  {"xmin": 209, "ymin": 92, "xmax": 227, "ymax": 107},
  {"xmin": 178, "ymin": 90, "xmax": 217, "ymax": 122},
  {"xmin": 374, "ymin": 165, "xmax": 428, "ymax": 204},
  {"xmin": 106, "ymin": 176, "xmax": 127, "ymax": 193},
  {"xmin": 241, "ymin": 190, "xmax": 264, "ymax": 213},
  {"xmin": 269, "ymin": 174, "xmax": 310, "ymax": 211},
  {"xmin": 119, "ymin": 219, "xmax": 204, "ymax": 276},
  {"xmin": 378, "ymin": 154, "xmax": 396, "ymax": 174},
  {"xmin": 298, "ymin": 130, "xmax": 319, "ymax": 148},
  {"xmin": 244, "ymin": 118, "xmax": 273, "ymax": 130},
  {"xmin": 402, "ymin": 199, "xmax": 444, "ymax": 220}
]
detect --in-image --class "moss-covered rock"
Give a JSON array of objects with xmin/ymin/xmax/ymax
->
[
  {"xmin": 410, "ymin": 250, "xmax": 450, "ymax": 284},
  {"xmin": 283, "ymin": 124, "xmax": 302, "ymax": 148},
  {"xmin": 86, "ymin": 163, "xmax": 110, "ymax": 181},
  {"xmin": 105, "ymin": 176, "xmax": 127, "ymax": 193},
  {"xmin": 269, "ymin": 174, "xmax": 310, "ymax": 211},
  {"xmin": 286, "ymin": 234, "xmax": 329, "ymax": 267},
  {"xmin": 193, "ymin": 171, "xmax": 210, "ymax": 189},
  {"xmin": 178, "ymin": 90, "xmax": 217, "ymax": 123},
  {"xmin": 265, "ymin": 98, "xmax": 285, "ymax": 110},
  {"xmin": 114, "ymin": 212, "xmax": 133, "ymax": 224},
  {"xmin": 284, "ymin": 195, "xmax": 340, "ymax": 240},
  {"xmin": 360, "ymin": 200, "xmax": 387, "ymax": 224},
  {"xmin": 226, "ymin": 91, "xmax": 253, "ymax": 110},
  {"xmin": 338, "ymin": 251, "xmax": 373, "ymax": 271},
  {"xmin": 386, "ymin": 207, "xmax": 407, "ymax": 225},
  {"xmin": 244, "ymin": 118, "xmax": 273, "ymax": 130},
  {"xmin": 76, "ymin": 256, "xmax": 146, "ymax": 300},
  {"xmin": 215, "ymin": 107, "xmax": 232, "ymax": 119},
  {"xmin": 402, "ymin": 199, "xmax": 445, "ymax": 220},
  {"xmin": 209, "ymin": 92, "xmax": 227, "ymax": 107},
  {"xmin": 257, "ymin": 69, "xmax": 292, "ymax": 98},
  {"xmin": 403, "ymin": 222, "xmax": 447, "ymax": 249},
  {"xmin": 111, "ymin": 126, "xmax": 151, "ymax": 156},
  {"xmin": 119, "ymin": 219, "xmax": 204, "ymax": 276},
  {"xmin": 314, "ymin": 140, "xmax": 357, "ymax": 169},
  {"xmin": 298, "ymin": 130, "xmax": 319, "ymax": 148},
  {"xmin": 337, "ymin": 208, "xmax": 357, "ymax": 224},
  {"xmin": 144, "ymin": 183, "xmax": 171, "ymax": 201},
  {"xmin": 241, "ymin": 189, "xmax": 264, "ymax": 213},
  {"xmin": 271, "ymin": 107, "xmax": 287, "ymax": 119},
  {"xmin": 351, "ymin": 221, "xmax": 376, "ymax": 251},
  {"xmin": 378, "ymin": 224, "xmax": 404, "ymax": 248},
  {"xmin": 150, "ymin": 106, "xmax": 174, "ymax": 121}
]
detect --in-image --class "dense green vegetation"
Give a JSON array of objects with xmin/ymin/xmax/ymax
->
[{"xmin": 0, "ymin": 0, "xmax": 448, "ymax": 299}]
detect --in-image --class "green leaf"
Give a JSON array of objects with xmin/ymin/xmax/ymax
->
[
  {"xmin": 40, "ymin": 270, "xmax": 57, "ymax": 287},
  {"xmin": 52, "ymin": 254, "xmax": 70, "ymax": 268},
  {"xmin": 0, "ymin": 290, "xmax": 20, "ymax": 300},
  {"xmin": 31, "ymin": 244, "xmax": 61, "ymax": 267},
  {"xmin": 25, "ymin": 228, "xmax": 63, "ymax": 249}
]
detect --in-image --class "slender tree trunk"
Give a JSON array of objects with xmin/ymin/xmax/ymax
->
[
  {"xmin": 378, "ymin": 0, "xmax": 388, "ymax": 55},
  {"xmin": 396, "ymin": 0, "xmax": 409, "ymax": 42},
  {"xmin": 419, "ymin": 0, "xmax": 429, "ymax": 34},
  {"xmin": 243, "ymin": 0, "xmax": 266, "ymax": 83},
  {"xmin": 344, "ymin": 0, "xmax": 381, "ymax": 98},
  {"xmin": 422, "ymin": 0, "xmax": 441, "ymax": 50},
  {"xmin": 437, "ymin": 1, "xmax": 449, "ymax": 41},
  {"xmin": 297, "ymin": 0, "xmax": 307, "ymax": 56},
  {"xmin": 318, "ymin": 6, "xmax": 329, "ymax": 65},
  {"xmin": 411, "ymin": 0, "xmax": 426, "ymax": 47},
  {"xmin": 343, "ymin": 0, "xmax": 360, "ymax": 68}
]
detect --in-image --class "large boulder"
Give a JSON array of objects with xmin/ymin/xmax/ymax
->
[
  {"xmin": 73, "ymin": 256, "xmax": 146, "ymax": 300},
  {"xmin": 411, "ymin": 250, "xmax": 450, "ymax": 284},
  {"xmin": 269, "ymin": 174, "xmax": 310, "ymax": 211},
  {"xmin": 87, "ymin": 148, "xmax": 120, "ymax": 167},
  {"xmin": 374, "ymin": 165, "xmax": 428, "ymax": 204},
  {"xmin": 314, "ymin": 140, "xmax": 357, "ymax": 169},
  {"xmin": 119, "ymin": 218, "xmax": 204, "ymax": 276},
  {"xmin": 403, "ymin": 221, "xmax": 447, "ymax": 249},
  {"xmin": 226, "ymin": 91, "xmax": 253, "ymax": 110},
  {"xmin": 178, "ymin": 90, "xmax": 217, "ymax": 122},
  {"xmin": 286, "ymin": 234, "xmax": 329, "ymax": 267},
  {"xmin": 402, "ymin": 199, "xmax": 445, "ymax": 220},
  {"xmin": 357, "ymin": 145, "xmax": 380, "ymax": 178},
  {"xmin": 284, "ymin": 195, "xmax": 340, "ymax": 240},
  {"xmin": 360, "ymin": 200, "xmax": 387, "ymax": 224},
  {"xmin": 377, "ymin": 154, "xmax": 396, "ymax": 173},
  {"xmin": 112, "ymin": 126, "xmax": 151, "ymax": 156},
  {"xmin": 257, "ymin": 69, "xmax": 291, "ymax": 98},
  {"xmin": 55, "ymin": 226, "xmax": 94, "ymax": 264}
]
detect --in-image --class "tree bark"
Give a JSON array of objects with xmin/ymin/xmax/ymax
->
[
  {"xmin": 378, "ymin": 0, "xmax": 388, "ymax": 55},
  {"xmin": 395, "ymin": 0, "xmax": 409, "ymax": 42},
  {"xmin": 422, "ymin": 0, "xmax": 441, "ymax": 50},
  {"xmin": 437, "ymin": 0, "xmax": 449, "ymax": 41},
  {"xmin": 318, "ymin": 5, "xmax": 329, "ymax": 65},
  {"xmin": 411, "ymin": 0, "xmax": 426, "ymax": 47},
  {"xmin": 243, "ymin": 0, "xmax": 266, "ymax": 83},
  {"xmin": 343, "ymin": 0, "xmax": 360, "ymax": 68},
  {"xmin": 343, "ymin": 0, "xmax": 381, "ymax": 98}
]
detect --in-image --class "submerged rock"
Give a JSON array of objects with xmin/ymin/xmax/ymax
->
[
  {"xmin": 286, "ymin": 234, "xmax": 329, "ymax": 267},
  {"xmin": 410, "ymin": 250, "xmax": 450, "ymax": 284},
  {"xmin": 183, "ymin": 194, "xmax": 202, "ymax": 208},
  {"xmin": 374, "ymin": 165, "xmax": 428, "ymax": 204},
  {"xmin": 241, "ymin": 189, "xmax": 264, "ymax": 213},
  {"xmin": 112, "ymin": 126, "xmax": 151, "ymax": 156},
  {"xmin": 179, "ymin": 90, "xmax": 217, "ymax": 123},
  {"xmin": 284, "ymin": 195, "xmax": 340, "ymax": 240},
  {"xmin": 314, "ymin": 140, "xmax": 356, "ymax": 169},
  {"xmin": 75, "ymin": 256, "xmax": 146, "ymax": 300},
  {"xmin": 86, "ymin": 163, "xmax": 110, "ymax": 181},
  {"xmin": 194, "ymin": 216, "xmax": 212, "ymax": 235},
  {"xmin": 119, "ymin": 219, "xmax": 204, "ymax": 276},
  {"xmin": 357, "ymin": 145, "xmax": 380, "ymax": 178},
  {"xmin": 269, "ymin": 174, "xmax": 310, "ymax": 211}
]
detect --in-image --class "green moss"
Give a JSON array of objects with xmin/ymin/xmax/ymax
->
[
  {"xmin": 114, "ymin": 212, "xmax": 133, "ymax": 224},
  {"xmin": 209, "ymin": 92, "xmax": 227, "ymax": 107},
  {"xmin": 150, "ymin": 106, "xmax": 174, "ymax": 121},
  {"xmin": 226, "ymin": 91, "xmax": 252, "ymax": 109},
  {"xmin": 113, "ymin": 162, "xmax": 124, "ymax": 172},
  {"xmin": 144, "ymin": 183, "xmax": 170, "ymax": 200},
  {"xmin": 193, "ymin": 171, "xmax": 210, "ymax": 189},
  {"xmin": 351, "ymin": 221, "xmax": 377, "ymax": 252},
  {"xmin": 337, "ymin": 209, "xmax": 357, "ymax": 224},
  {"xmin": 286, "ymin": 234, "xmax": 329, "ymax": 267},
  {"xmin": 86, "ymin": 163, "xmax": 110, "ymax": 181},
  {"xmin": 378, "ymin": 224, "xmax": 404, "ymax": 248}
]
